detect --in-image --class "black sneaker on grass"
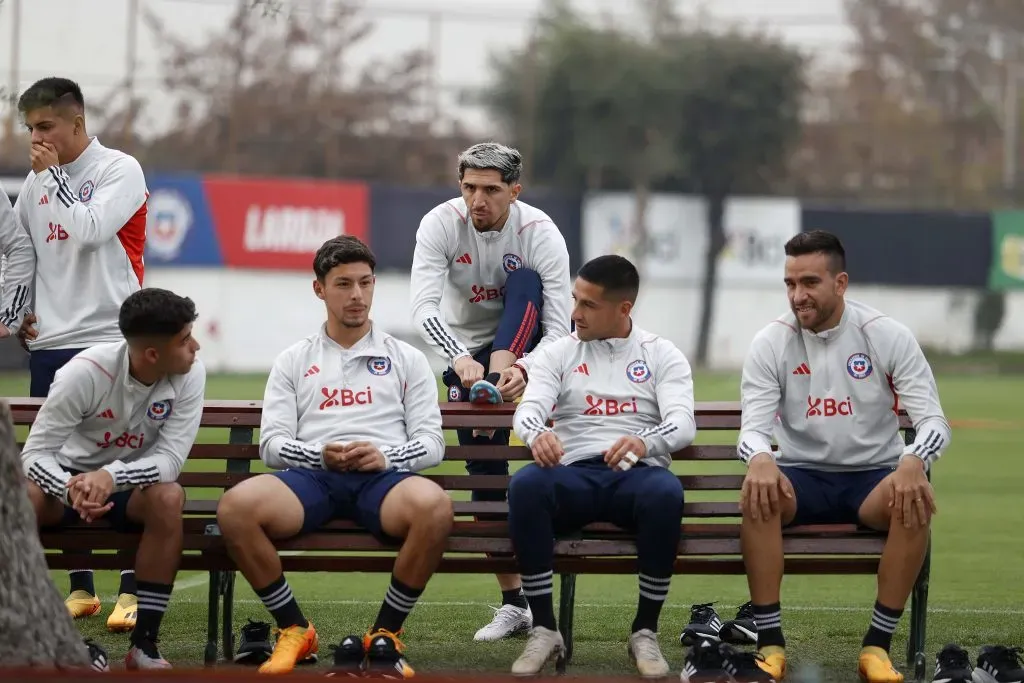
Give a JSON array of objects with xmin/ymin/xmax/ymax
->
[{"xmin": 679, "ymin": 602, "xmax": 724, "ymax": 647}]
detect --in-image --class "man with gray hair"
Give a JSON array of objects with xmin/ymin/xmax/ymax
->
[{"xmin": 410, "ymin": 141, "xmax": 572, "ymax": 642}]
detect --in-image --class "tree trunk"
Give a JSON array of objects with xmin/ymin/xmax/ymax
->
[
  {"xmin": 0, "ymin": 401, "xmax": 91, "ymax": 669},
  {"xmin": 695, "ymin": 194, "xmax": 728, "ymax": 367}
]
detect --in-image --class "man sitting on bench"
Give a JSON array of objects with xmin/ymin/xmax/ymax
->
[
  {"xmin": 506, "ymin": 254, "xmax": 696, "ymax": 678},
  {"xmin": 216, "ymin": 236, "xmax": 452, "ymax": 678},
  {"xmin": 21, "ymin": 288, "xmax": 206, "ymax": 670},
  {"xmin": 737, "ymin": 231, "xmax": 952, "ymax": 683}
]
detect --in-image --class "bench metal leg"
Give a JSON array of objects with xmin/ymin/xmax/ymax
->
[
  {"xmin": 204, "ymin": 570, "xmax": 221, "ymax": 666},
  {"xmin": 557, "ymin": 573, "xmax": 577, "ymax": 672},
  {"xmin": 221, "ymin": 570, "xmax": 237, "ymax": 661},
  {"xmin": 907, "ymin": 542, "xmax": 931, "ymax": 681}
]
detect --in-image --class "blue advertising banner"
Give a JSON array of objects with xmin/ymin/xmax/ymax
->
[
  {"xmin": 801, "ymin": 206, "xmax": 991, "ymax": 288},
  {"xmin": 144, "ymin": 173, "xmax": 224, "ymax": 266},
  {"xmin": 368, "ymin": 185, "xmax": 583, "ymax": 272}
]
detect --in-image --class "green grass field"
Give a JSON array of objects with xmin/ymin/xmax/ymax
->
[{"xmin": 2, "ymin": 369, "xmax": 1022, "ymax": 680}]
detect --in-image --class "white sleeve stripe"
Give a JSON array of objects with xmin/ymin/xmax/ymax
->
[
  {"xmin": 28, "ymin": 463, "xmax": 67, "ymax": 499},
  {"xmin": 0, "ymin": 284, "xmax": 29, "ymax": 326},
  {"xmin": 280, "ymin": 441, "xmax": 321, "ymax": 459},
  {"xmin": 118, "ymin": 466, "xmax": 162, "ymax": 486},
  {"xmin": 393, "ymin": 441, "xmax": 427, "ymax": 457},
  {"xmin": 422, "ymin": 317, "xmax": 464, "ymax": 359},
  {"xmin": 912, "ymin": 432, "xmax": 944, "ymax": 462},
  {"xmin": 520, "ymin": 416, "xmax": 551, "ymax": 434},
  {"xmin": 390, "ymin": 444, "xmax": 427, "ymax": 465},
  {"xmin": 279, "ymin": 443, "xmax": 321, "ymax": 467},
  {"xmin": 636, "ymin": 422, "xmax": 678, "ymax": 438},
  {"xmin": 48, "ymin": 166, "xmax": 76, "ymax": 208}
]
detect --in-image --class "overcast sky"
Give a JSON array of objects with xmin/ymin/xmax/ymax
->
[{"xmin": 0, "ymin": 0, "xmax": 852, "ymax": 137}]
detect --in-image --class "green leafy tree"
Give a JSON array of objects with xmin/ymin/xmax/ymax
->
[{"xmin": 484, "ymin": 1, "xmax": 803, "ymax": 366}]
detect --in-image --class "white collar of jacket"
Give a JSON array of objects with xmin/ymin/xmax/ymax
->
[{"xmin": 317, "ymin": 322, "xmax": 390, "ymax": 358}]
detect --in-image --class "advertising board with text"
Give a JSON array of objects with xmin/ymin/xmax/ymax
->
[
  {"xmin": 204, "ymin": 176, "xmax": 369, "ymax": 271},
  {"xmin": 582, "ymin": 192, "xmax": 799, "ymax": 285}
]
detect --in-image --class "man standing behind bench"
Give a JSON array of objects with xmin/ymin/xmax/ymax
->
[
  {"xmin": 21, "ymin": 288, "xmax": 205, "ymax": 670},
  {"xmin": 14, "ymin": 76, "xmax": 150, "ymax": 627},
  {"xmin": 737, "ymin": 231, "xmax": 951, "ymax": 683},
  {"xmin": 508, "ymin": 254, "xmax": 696, "ymax": 678},
  {"xmin": 216, "ymin": 236, "xmax": 452, "ymax": 678}
]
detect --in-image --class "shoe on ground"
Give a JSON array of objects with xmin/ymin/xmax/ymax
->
[
  {"xmin": 680, "ymin": 602, "xmax": 724, "ymax": 647},
  {"xmin": 719, "ymin": 642, "xmax": 779, "ymax": 682},
  {"xmin": 474, "ymin": 604, "xmax": 533, "ymax": 642},
  {"xmin": 125, "ymin": 637, "xmax": 172, "ymax": 670},
  {"xmin": 66, "ymin": 590, "xmax": 101, "ymax": 620},
  {"xmin": 363, "ymin": 628, "xmax": 414, "ymax": 679},
  {"xmin": 106, "ymin": 593, "xmax": 138, "ymax": 633},
  {"xmin": 974, "ymin": 645, "xmax": 1024, "ymax": 683},
  {"xmin": 326, "ymin": 634, "xmax": 365, "ymax": 677},
  {"xmin": 234, "ymin": 618, "xmax": 274, "ymax": 665},
  {"xmin": 719, "ymin": 600, "xmax": 757, "ymax": 645},
  {"xmin": 756, "ymin": 645, "xmax": 787, "ymax": 681},
  {"xmin": 84, "ymin": 638, "xmax": 109, "ymax": 673},
  {"xmin": 258, "ymin": 622, "xmax": 319, "ymax": 674},
  {"xmin": 679, "ymin": 638, "xmax": 731, "ymax": 683},
  {"xmin": 931, "ymin": 644, "xmax": 974, "ymax": 683},
  {"xmin": 859, "ymin": 646, "xmax": 904, "ymax": 683},
  {"xmin": 512, "ymin": 626, "xmax": 564, "ymax": 676},
  {"xmin": 628, "ymin": 629, "xmax": 670, "ymax": 678}
]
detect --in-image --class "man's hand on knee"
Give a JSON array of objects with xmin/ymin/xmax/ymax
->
[
  {"xmin": 740, "ymin": 453, "xmax": 793, "ymax": 521},
  {"xmin": 888, "ymin": 456, "xmax": 936, "ymax": 529}
]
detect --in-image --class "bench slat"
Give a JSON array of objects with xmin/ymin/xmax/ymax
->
[
  {"xmin": 40, "ymin": 533, "xmax": 884, "ymax": 557},
  {"xmin": 180, "ymin": 499, "xmax": 748, "ymax": 519},
  {"xmin": 173, "ymin": 472, "xmax": 748, "ymax": 491},
  {"xmin": 39, "ymin": 553, "xmax": 881, "ymax": 575}
]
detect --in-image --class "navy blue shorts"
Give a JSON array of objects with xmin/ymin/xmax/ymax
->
[
  {"xmin": 271, "ymin": 468, "xmax": 416, "ymax": 542},
  {"xmin": 46, "ymin": 468, "xmax": 141, "ymax": 533},
  {"xmin": 780, "ymin": 466, "xmax": 893, "ymax": 527},
  {"xmin": 30, "ymin": 347, "xmax": 88, "ymax": 397}
]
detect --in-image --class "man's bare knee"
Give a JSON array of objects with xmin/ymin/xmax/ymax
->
[
  {"xmin": 383, "ymin": 478, "xmax": 454, "ymax": 539},
  {"xmin": 24, "ymin": 478, "xmax": 63, "ymax": 526},
  {"xmin": 217, "ymin": 475, "xmax": 303, "ymax": 539},
  {"xmin": 135, "ymin": 483, "xmax": 185, "ymax": 526},
  {"xmin": 740, "ymin": 499, "xmax": 795, "ymax": 526}
]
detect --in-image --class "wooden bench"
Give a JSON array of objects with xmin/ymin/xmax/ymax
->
[{"xmin": 5, "ymin": 398, "xmax": 931, "ymax": 680}]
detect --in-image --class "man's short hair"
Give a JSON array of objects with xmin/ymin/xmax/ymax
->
[
  {"xmin": 457, "ymin": 142, "xmax": 523, "ymax": 185},
  {"xmin": 578, "ymin": 255, "xmax": 640, "ymax": 304},
  {"xmin": 784, "ymin": 230, "xmax": 847, "ymax": 274},
  {"xmin": 119, "ymin": 288, "xmax": 197, "ymax": 340},
  {"xmin": 314, "ymin": 235, "xmax": 377, "ymax": 281},
  {"xmin": 18, "ymin": 77, "xmax": 85, "ymax": 116}
]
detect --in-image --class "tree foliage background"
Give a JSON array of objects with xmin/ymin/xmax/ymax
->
[{"xmin": 2, "ymin": 0, "xmax": 1023, "ymax": 209}]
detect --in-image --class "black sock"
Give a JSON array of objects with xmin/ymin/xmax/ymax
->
[
  {"xmin": 372, "ymin": 576, "xmax": 423, "ymax": 634},
  {"xmin": 521, "ymin": 570, "xmax": 556, "ymax": 631},
  {"xmin": 118, "ymin": 570, "xmax": 137, "ymax": 595},
  {"xmin": 753, "ymin": 602, "xmax": 785, "ymax": 648},
  {"xmin": 69, "ymin": 570, "xmax": 95, "ymax": 596},
  {"xmin": 632, "ymin": 573, "xmax": 671, "ymax": 633},
  {"xmin": 502, "ymin": 587, "xmax": 529, "ymax": 610},
  {"xmin": 862, "ymin": 600, "xmax": 903, "ymax": 651},
  {"xmin": 255, "ymin": 575, "xmax": 308, "ymax": 630},
  {"xmin": 133, "ymin": 581, "xmax": 173, "ymax": 645}
]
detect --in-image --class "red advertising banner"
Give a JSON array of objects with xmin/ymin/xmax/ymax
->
[{"xmin": 203, "ymin": 175, "xmax": 369, "ymax": 271}]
